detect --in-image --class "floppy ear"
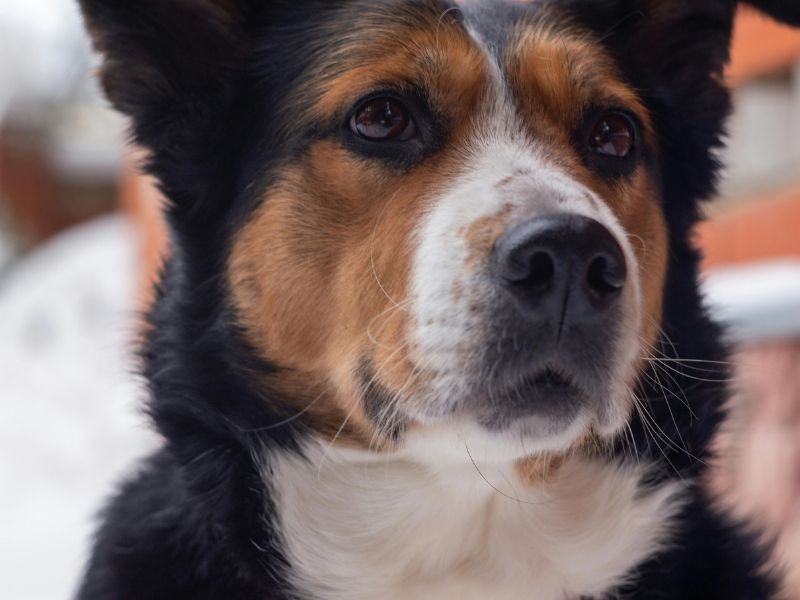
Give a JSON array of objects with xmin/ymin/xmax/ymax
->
[{"xmin": 79, "ymin": 0, "xmax": 254, "ymax": 214}]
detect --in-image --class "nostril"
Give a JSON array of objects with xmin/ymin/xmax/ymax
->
[
  {"xmin": 499, "ymin": 236, "xmax": 557, "ymax": 288},
  {"xmin": 493, "ymin": 214, "xmax": 626, "ymax": 319},
  {"xmin": 586, "ymin": 253, "xmax": 626, "ymax": 300},
  {"xmin": 516, "ymin": 251, "xmax": 555, "ymax": 290}
]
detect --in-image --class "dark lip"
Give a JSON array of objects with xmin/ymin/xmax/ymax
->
[
  {"xmin": 529, "ymin": 368, "xmax": 576, "ymax": 392},
  {"xmin": 506, "ymin": 367, "xmax": 585, "ymax": 400},
  {"xmin": 472, "ymin": 367, "xmax": 587, "ymax": 431}
]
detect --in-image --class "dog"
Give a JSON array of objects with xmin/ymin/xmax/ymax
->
[{"xmin": 76, "ymin": 1, "xmax": 800, "ymax": 598}]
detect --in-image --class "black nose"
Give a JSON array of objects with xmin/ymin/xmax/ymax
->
[{"xmin": 493, "ymin": 214, "xmax": 627, "ymax": 323}]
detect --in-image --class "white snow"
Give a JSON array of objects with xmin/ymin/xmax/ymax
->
[
  {"xmin": 702, "ymin": 260, "xmax": 800, "ymax": 342},
  {"xmin": 0, "ymin": 216, "xmax": 159, "ymax": 600}
]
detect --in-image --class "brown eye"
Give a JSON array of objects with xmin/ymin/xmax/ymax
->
[
  {"xmin": 589, "ymin": 113, "xmax": 635, "ymax": 158},
  {"xmin": 350, "ymin": 97, "xmax": 416, "ymax": 141}
]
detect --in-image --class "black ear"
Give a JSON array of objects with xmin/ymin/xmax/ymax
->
[
  {"xmin": 80, "ymin": 0, "xmax": 250, "ymax": 116},
  {"xmin": 624, "ymin": 0, "xmax": 800, "ymax": 87},
  {"xmin": 577, "ymin": 0, "xmax": 800, "ymax": 70},
  {"xmin": 79, "ymin": 0, "xmax": 254, "ymax": 214},
  {"xmin": 562, "ymin": 0, "xmax": 798, "ymax": 226}
]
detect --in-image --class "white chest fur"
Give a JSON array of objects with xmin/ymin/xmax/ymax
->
[{"xmin": 266, "ymin": 442, "xmax": 685, "ymax": 600}]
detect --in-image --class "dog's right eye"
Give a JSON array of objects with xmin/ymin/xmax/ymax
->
[
  {"xmin": 580, "ymin": 109, "xmax": 642, "ymax": 179},
  {"xmin": 589, "ymin": 113, "xmax": 635, "ymax": 159},
  {"xmin": 350, "ymin": 97, "xmax": 417, "ymax": 142}
]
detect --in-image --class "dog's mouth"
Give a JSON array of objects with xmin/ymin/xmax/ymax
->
[
  {"xmin": 508, "ymin": 366, "xmax": 586, "ymax": 405},
  {"xmin": 529, "ymin": 368, "xmax": 577, "ymax": 393},
  {"xmin": 470, "ymin": 366, "xmax": 590, "ymax": 433}
]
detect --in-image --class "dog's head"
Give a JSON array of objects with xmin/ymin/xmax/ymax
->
[{"xmin": 82, "ymin": 0, "xmax": 799, "ymax": 464}]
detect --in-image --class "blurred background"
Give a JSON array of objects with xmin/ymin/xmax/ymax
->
[{"xmin": 1, "ymin": 3, "xmax": 799, "ymax": 599}]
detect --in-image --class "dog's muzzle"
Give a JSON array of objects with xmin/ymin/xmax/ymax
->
[{"xmin": 471, "ymin": 213, "xmax": 629, "ymax": 431}]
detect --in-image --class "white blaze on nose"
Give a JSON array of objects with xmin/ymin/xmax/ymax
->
[
  {"xmin": 406, "ymin": 26, "xmax": 643, "ymax": 438},
  {"xmin": 409, "ymin": 135, "xmax": 643, "ymax": 435}
]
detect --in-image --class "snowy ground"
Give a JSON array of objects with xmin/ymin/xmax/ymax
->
[{"xmin": 0, "ymin": 216, "xmax": 158, "ymax": 600}]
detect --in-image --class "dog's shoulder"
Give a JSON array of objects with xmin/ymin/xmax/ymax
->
[{"xmin": 77, "ymin": 448, "xmax": 292, "ymax": 600}]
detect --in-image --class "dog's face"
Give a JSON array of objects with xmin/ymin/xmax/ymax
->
[
  {"xmin": 81, "ymin": 0, "xmax": 800, "ymax": 463},
  {"xmin": 229, "ymin": 3, "xmax": 665, "ymax": 461}
]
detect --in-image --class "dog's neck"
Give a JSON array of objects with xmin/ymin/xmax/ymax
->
[{"xmin": 265, "ymin": 437, "xmax": 685, "ymax": 600}]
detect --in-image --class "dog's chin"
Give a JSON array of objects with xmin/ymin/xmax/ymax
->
[
  {"xmin": 400, "ymin": 412, "xmax": 593, "ymax": 466},
  {"xmin": 400, "ymin": 371, "xmax": 629, "ymax": 466},
  {"xmin": 472, "ymin": 368, "xmax": 587, "ymax": 430}
]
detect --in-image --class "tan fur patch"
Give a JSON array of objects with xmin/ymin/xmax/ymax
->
[
  {"xmin": 462, "ymin": 203, "xmax": 515, "ymax": 270},
  {"xmin": 230, "ymin": 123, "xmax": 488, "ymax": 447},
  {"xmin": 515, "ymin": 454, "xmax": 566, "ymax": 483}
]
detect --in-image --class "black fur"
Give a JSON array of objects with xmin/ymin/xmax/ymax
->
[{"xmin": 76, "ymin": 1, "xmax": 799, "ymax": 598}]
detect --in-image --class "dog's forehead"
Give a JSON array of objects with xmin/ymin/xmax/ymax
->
[
  {"xmin": 456, "ymin": 0, "xmax": 549, "ymax": 52},
  {"xmin": 306, "ymin": 0, "xmax": 571, "ymax": 59},
  {"xmin": 351, "ymin": 0, "xmax": 567, "ymax": 51},
  {"xmin": 288, "ymin": 0, "xmax": 604, "ymax": 105}
]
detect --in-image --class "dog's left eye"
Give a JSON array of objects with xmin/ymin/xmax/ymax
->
[
  {"xmin": 350, "ymin": 97, "xmax": 417, "ymax": 142},
  {"xmin": 589, "ymin": 113, "xmax": 635, "ymax": 159}
]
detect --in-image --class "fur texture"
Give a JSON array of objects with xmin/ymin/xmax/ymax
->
[{"xmin": 76, "ymin": 1, "xmax": 799, "ymax": 598}]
